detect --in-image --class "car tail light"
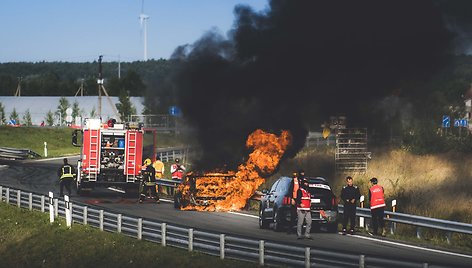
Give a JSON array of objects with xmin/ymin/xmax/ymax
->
[{"xmin": 282, "ymin": 196, "xmax": 292, "ymax": 205}]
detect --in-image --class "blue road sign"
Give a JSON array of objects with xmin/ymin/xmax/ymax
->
[
  {"xmin": 442, "ymin": 115, "xmax": 450, "ymax": 128},
  {"xmin": 461, "ymin": 119, "xmax": 469, "ymax": 127},
  {"xmin": 169, "ymin": 106, "xmax": 181, "ymax": 116},
  {"xmin": 454, "ymin": 119, "xmax": 460, "ymax": 127}
]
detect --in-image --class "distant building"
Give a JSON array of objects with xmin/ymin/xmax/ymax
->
[
  {"xmin": 464, "ymin": 84, "xmax": 472, "ymax": 132},
  {"xmin": 0, "ymin": 96, "xmax": 144, "ymax": 126}
]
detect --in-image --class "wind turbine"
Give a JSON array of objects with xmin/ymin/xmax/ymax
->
[{"xmin": 139, "ymin": 0, "xmax": 149, "ymax": 61}]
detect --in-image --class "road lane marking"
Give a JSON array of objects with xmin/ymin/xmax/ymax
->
[
  {"xmin": 353, "ymin": 234, "xmax": 472, "ymax": 259},
  {"xmin": 228, "ymin": 211, "xmax": 258, "ymax": 219}
]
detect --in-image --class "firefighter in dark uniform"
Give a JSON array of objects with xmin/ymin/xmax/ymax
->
[
  {"xmin": 58, "ymin": 158, "xmax": 75, "ymax": 197},
  {"xmin": 139, "ymin": 158, "xmax": 160, "ymax": 203},
  {"xmin": 340, "ymin": 176, "xmax": 361, "ymax": 235}
]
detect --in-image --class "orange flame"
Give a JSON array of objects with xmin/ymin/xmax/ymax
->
[{"xmin": 179, "ymin": 129, "xmax": 292, "ymax": 211}]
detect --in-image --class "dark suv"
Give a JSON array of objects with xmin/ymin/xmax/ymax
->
[{"xmin": 259, "ymin": 176, "xmax": 338, "ymax": 232}]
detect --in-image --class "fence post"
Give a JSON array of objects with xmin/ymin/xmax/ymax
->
[
  {"xmin": 446, "ymin": 232, "xmax": 452, "ymax": 245},
  {"xmin": 82, "ymin": 206, "xmax": 87, "ymax": 225},
  {"xmin": 99, "ymin": 210, "xmax": 104, "ymax": 231},
  {"xmin": 29, "ymin": 193, "xmax": 33, "ymax": 211},
  {"xmin": 138, "ymin": 218, "xmax": 142, "ymax": 240},
  {"xmin": 259, "ymin": 240, "xmax": 265, "ymax": 266},
  {"xmin": 6, "ymin": 188, "xmax": 9, "ymax": 204},
  {"xmin": 220, "ymin": 234, "xmax": 225, "ymax": 260},
  {"xmin": 54, "ymin": 199, "xmax": 58, "ymax": 217},
  {"xmin": 65, "ymin": 195, "xmax": 72, "ymax": 228},
  {"xmin": 41, "ymin": 195, "xmax": 45, "ymax": 212},
  {"xmin": 188, "ymin": 228, "xmax": 193, "ymax": 252},
  {"xmin": 161, "ymin": 223, "xmax": 167, "ymax": 246},
  {"xmin": 305, "ymin": 247, "xmax": 310, "ymax": 268},
  {"xmin": 17, "ymin": 190, "xmax": 21, "ymax": 208},
  {"xmin": 359, "ymin": 254, "xmax": 365, "ymax": 268},
  {"xmin": 359, "ymin": 195, "xmax": 365, "ymax": 228},
  {"xmin": 391, "ymin": 199, "xmax": 397, "ymax": 234},
  {"xmin": 117, "ymin": 214, "xmax": 122, "ymax": 233},
  {"xmin": 416, "ymin": 227, "xmax": 422, "ymax": 239},
  {"xmin": 0, "ymin": 186, "xmax": 2, "ymax": 201},
  {"xmin": 48, "ymin": 192, "xmax": 54, "ymax": 223},
  {"xmin": 423, "ymin": 263, "xmax": 429, "ymax": 268}
]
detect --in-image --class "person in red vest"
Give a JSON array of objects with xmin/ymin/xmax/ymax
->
[
  {"xmin": 369, "ymin": 177, "xmax": 386, "ymax": 236},
  {"xmin": 170, "ymin": 158, "xmax": 186, "ymax": 195},
  {"xmin": 295, "ymin": 178, "xmax": 312, "ymax": 239}
]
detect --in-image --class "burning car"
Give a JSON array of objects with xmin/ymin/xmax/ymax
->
[{"xmin": 173, "ymin": 129, "xmax": 292, "ymax": 212}]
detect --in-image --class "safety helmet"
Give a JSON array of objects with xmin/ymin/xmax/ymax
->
[
  {"xmin": 175, "ymin": 158, "xmax": 180, "ymax": 163},
  {"xmin": 144, "ymin": 158, "xmax": 152, "ymax": 166}
]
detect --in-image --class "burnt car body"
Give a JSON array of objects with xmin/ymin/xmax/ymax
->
[{"xmin": 259, "ymin": 176, "xmax": 338, "ymax": 232}]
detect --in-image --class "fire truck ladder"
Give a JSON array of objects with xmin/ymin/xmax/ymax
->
[
  {"xmin": 89, "ymin": 129, "xmax": 100, "ymax": 181},
  {"xmin": 126, "ymin": 131, "xmax": 137, "ymax": 182}
]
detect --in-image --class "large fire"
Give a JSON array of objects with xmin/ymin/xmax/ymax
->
[{"xmin": 178, "ymin": 129, "xmax": 292, "ymax": 211}]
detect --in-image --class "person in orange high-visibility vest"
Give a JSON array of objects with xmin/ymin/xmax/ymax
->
[
  {"xmin": 369, "ymin": 177, "xmax": 386, "ymax": 236},
  {"xmin": 153, "ymin": 156, "xmax": 165, "ymax": 194},
  {"xmin": 295, "ymin": 178, "xmax": 312, "ymax": 239},
  {"xmin": 292, "ymin": 171, "xmax": 299, "ymax": 199}
]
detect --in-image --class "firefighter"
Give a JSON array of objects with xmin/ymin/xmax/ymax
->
[
  {"xmin": 139, "ymin": 158, "xmax": 160, "ymax": 203},
  {"xmin": 292, "ymin": 171, "xmax": 299, "ymax": 200},
  {"xmin": 153, "ymin": 156, "xmax": 165, "ymax": 194},
  {"xmin": 369, "ymin": 177, "xmax": 386, "ymax": 236},
  {"xmin": 170, "ymin": 158, "xmax": 186, "ymax": 195},
  {"xmin": 340, "ymin": 176, "xmax": 361, "ymax": 235},
  {"xmin": 296, "ymin": 178, "xmax": 312, "ymax": 239},
  {"xmin": 58, "ymin": 158, "xmax": 75, "ymax": 197}
]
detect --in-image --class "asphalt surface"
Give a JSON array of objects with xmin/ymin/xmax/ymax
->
[{"xmin": 0, "ymin": 157, "xmax": 471, "ymax": 267}]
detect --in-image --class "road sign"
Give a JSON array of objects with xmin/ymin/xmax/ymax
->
[
  {"xmin": 169, "ymin": 106, "xmax": 181, "ymax": 116},
  {"xmin": 442, "ymin": 115, "xmax": 450, "ymax": 128},
  {"xmin": 454, "ymin": 119, "xmax": 460, "ymax": 127},
  {"xmin": 461, "ymin": 119, "xmax": 469, "ymax": 127}
]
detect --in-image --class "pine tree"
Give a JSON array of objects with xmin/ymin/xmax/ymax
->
[
  {"xmin": 56, "ymin": 97, "xmax": 70, "ymax": 125},
  {"xmin": 23, "ymin": 109, "xmax": 32, "ymax": 126},
  {"xmin": 10, "ymin": 108, "xmax": 19, "ymax": 125},
  {"xmin": 116, "ymin": 89, "xmax": 136, "ymax": 122},
  {"xmin": 0, "ymin": 102, "xmax": 5, "ymax": 125},
  {"xmin": 45, "ymin": 110, "xmax": 55, "ymax": 126}
]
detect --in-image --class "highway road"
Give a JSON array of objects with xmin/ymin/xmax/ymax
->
[{"xmin": 0, "ymin": 157, "xmax": 471, "ymax": 267}]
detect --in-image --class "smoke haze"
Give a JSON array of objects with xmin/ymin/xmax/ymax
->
[{"xmin": 167, "ymin": 0, "xmax": 453, "ymax": 170}]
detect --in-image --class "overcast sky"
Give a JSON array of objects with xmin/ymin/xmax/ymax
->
[{"xmin": 0, "ymin": 0, "xmax": 268, "ymax": 63}]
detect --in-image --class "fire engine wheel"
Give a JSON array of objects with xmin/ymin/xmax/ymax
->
[
  {"xmin": 272, "ymin": 209, "xmax": 284, "ymax": 232},
  {"xmin": 259, "ymin": 208, "xmax": 270, "ymax": 229}
]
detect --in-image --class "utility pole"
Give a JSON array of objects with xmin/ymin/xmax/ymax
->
[
  {"xmin": 14, "ymin": 77, "xmax": 22, "ymax": 96},
  {"xmin": 97, "ymin": 55, "xmax": 120, "ymax": 120},
  {"xmin": 75, "ymin": 79, "xmax": 85, "ymax": 97}
]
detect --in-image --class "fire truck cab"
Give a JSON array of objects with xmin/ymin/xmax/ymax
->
[{"xmin": 72, "ymin": 118, "xmax": 145, "ymax": 195}]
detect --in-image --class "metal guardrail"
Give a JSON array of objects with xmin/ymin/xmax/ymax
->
[
  {"xmin": 339, "ymin": 205, "xmax": 472, "ymax": 242},
  {"xmin": 0, "ymin": 147, "xmax": 41, "ymax": 159},
  {"xmin": 157, "ymin": 147, "xmax": 191, "ymax": 163},
  {"xmin": 0, "ymin": 185, "xmax": 462, "ymax": 268}
]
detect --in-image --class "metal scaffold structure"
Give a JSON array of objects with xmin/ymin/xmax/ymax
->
[{"xmin": 335, "ymin": 128, "xmax": 370, "ymax": 174}]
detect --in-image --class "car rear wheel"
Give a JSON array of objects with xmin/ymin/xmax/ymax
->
[
  {"xmin": 273, "ymin": 209, "xmax": 284, "ymax": 232},
  {"xmin": 259, "ymin": 207, "xmax": 270, "ymax": 229}
]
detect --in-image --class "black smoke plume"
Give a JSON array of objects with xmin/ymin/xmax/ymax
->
[{"xmin": 167, "ymin": 0, "xmax": 452, "ymax": 170}]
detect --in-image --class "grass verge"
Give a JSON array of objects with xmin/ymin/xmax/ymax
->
[{"xmin": 0, "ymin": 202, "xmax": 258, "ymax": 268}]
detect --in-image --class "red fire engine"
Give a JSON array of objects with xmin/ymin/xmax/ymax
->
[{"xmin": 72, "ymin": 118, "xmax": 147, "ymax": 195}]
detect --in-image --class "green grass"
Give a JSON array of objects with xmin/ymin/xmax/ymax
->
[
  {"xmin": 0, "ymin": 126, "xmax": 189, "ymax": 158},
  {"xmin": 0, "ymin": 202, "xmax": 258, "ymax": 268},
  {"xmin": 0, "ymin": 126, "xmax": 80, "ymax": 157}
]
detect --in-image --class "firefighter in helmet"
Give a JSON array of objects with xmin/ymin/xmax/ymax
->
[
  {"xmin": 58, "ymin": 158, "xmax": 75, "ymax": 197},
  {"xmin": 139, "ymin": 158, "xmax": 159, "ymax": 203}
]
